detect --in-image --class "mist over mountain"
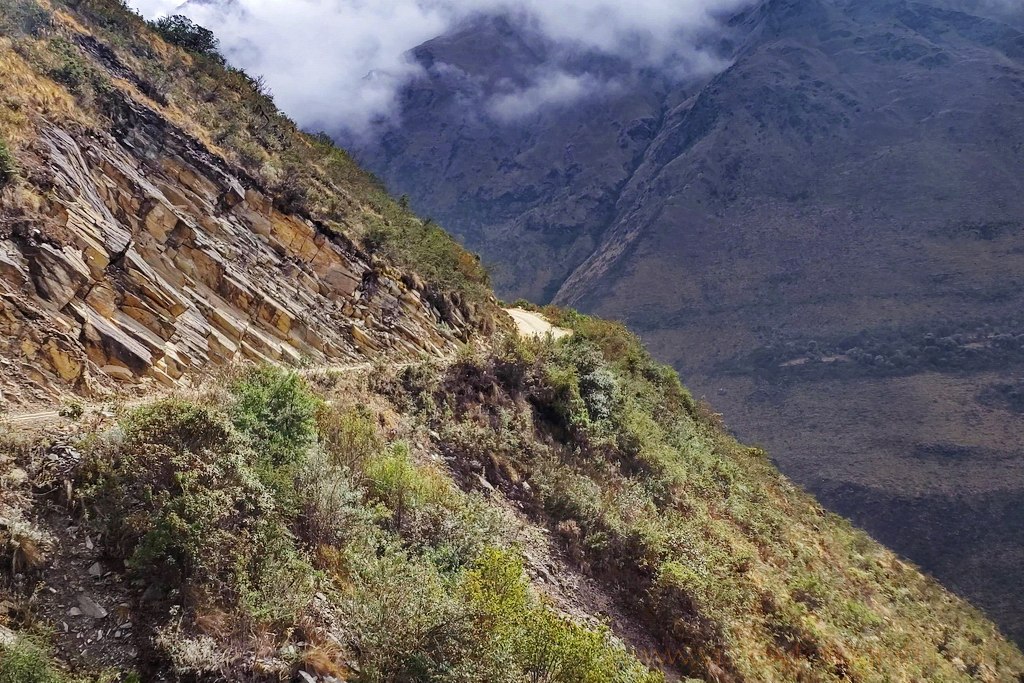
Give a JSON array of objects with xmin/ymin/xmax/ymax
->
[
  {"xmin": 129, "ymin": 0, "xmax": 755, "ymax": 136},
  {"xmin": 346, "ymin": 0, "xmax": 1024, "ymax": 643}
]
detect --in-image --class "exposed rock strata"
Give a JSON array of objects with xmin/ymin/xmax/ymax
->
[{"xmin": 0, "ymin": 112, "xmax": 469, "ymax": 407}]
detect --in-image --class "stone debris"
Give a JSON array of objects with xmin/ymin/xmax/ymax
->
[{"xmin": 77, "ymin": 594, "xmax": 108, "ymax": 620}]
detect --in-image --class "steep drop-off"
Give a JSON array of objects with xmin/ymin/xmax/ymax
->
[{"xmin": 350, "ymin": 0, "xmax": 1024, "ymax": 642}]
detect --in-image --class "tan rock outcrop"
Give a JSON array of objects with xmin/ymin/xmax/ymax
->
[{"xmin": 0, "ymin": 108, "xmax": 467, "ymax": 405}]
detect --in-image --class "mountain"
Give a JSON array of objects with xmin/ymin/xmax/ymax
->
[
  {"xmin": 1, "ymin": 0, "xmax": 1023, "ymax": 681},
  {"xmin": 348, "ymin": 0, "xmax": 1024, "ymax": 643}
]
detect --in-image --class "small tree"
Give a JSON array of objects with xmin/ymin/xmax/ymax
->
[
  {"xmin": 152, "ymin": 15, "xmax": 221, "ymax": 59},
  {"xmin": 229, "ymin": 365, "xmax": 319, "ymax": 468}
]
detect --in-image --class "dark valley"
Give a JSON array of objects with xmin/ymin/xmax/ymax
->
[{"xmin": 349, "ymin": 0, "xmax": 1024, "ymax": 644}]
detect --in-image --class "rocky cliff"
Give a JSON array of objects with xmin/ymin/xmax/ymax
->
[{"xmin": 0, "ymin": 5, "xmax": 488, "ymax": 410}]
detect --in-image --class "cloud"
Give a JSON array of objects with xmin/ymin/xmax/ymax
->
[
  {"xmin": 487, "ymin": 71, "xmax": 619, "ymax": 121},
  {"xmin": 127, "ymin": 0, "xmax": 754, "ymax": 137}
]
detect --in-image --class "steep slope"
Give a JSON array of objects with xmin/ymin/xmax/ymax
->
[
  {"xmin": 350, "ymin": 0, "xmax": 1024, "ymax": 642},
  {"xmin": 1, "ymin": 1, "xmax": 1024, "ymax": 682},
  {"xmin": 365, "ymin": 14, "xmax": 673, "ymax": 303},
  {"xmin": 0, "ymin": 0, "xmax": 495, "ymax": 410}
]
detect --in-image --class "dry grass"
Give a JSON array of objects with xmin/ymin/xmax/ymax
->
[{"xmin": 0, "ymin": 38, "xmax": 81, "ymax": 140}]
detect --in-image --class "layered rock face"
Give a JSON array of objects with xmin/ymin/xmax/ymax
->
[{"xmin": 0, "ymin": 102, "xmax": 468, "ymax": 407}]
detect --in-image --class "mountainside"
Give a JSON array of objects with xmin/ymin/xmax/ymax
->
[
  {"xmin": 2, "ymin": 1, "xmax": 1024, "ymax": 681},
  {"xmin": 0, "ymin": 0, "xmax": 506, "ymax": 411},
  {"xmin": 349, "ymin": 0, "xmax": 1024, "ymax": 643}
]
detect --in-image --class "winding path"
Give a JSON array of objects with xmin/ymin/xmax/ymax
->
[
  {"xmin": 505, "ymin": 308, "xmax": 571, "ymax": 340},
  {"xmin": 2, "ymin": 309, "xmax": 566, "ymax": 430}
]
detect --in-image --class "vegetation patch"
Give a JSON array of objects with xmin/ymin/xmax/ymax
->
[
  {"xmin": 399, "ymin": 309, "xmax": 1024, "ymax": 681},
  {"xmin": 0, "ymin": 635, "xmax": 66, "ymax": 683},
  {"xmin": 60, "ymin": 365, "xmax": 663, "ymax": 680},
  {"xmin": 150, "ymin": 15, "xmax": 221, "ymax": 60},
  {"xmin": 82, "ymin": 401, "xmax": 312, "ymax": 627},
  {"xmin": 229, "ymin": 365, "xmax": 319, "ymax": 466},
  {"xmin": 979, "ymin": 379, "xmax": 1024, "ymax": 413},
  {"xmin": 0, "ymin": 139, "xmax": 16, "ymax": 187},
  {"xmin": 0, "ymin": 0, "xmax": 52, "ymax": 38}
]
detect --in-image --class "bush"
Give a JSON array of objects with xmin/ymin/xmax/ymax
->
[
  {"xmin": 47, "ymin": 38, "xmax": 91, "ymax": 93},
  {"xmin": 332, "ymin": 543, "xmax": 661, "ymax": 683},
  {"xmin": 0, "ymin": 635, "xmax": 65, "ymax": 683},
  {"xmin": 0, "ymin": 140, "xmax": 17, "ymax": 188},
  {"xmin": 562, "ymin": 340, "xmax": 620, "ymax": 424},
  {"xmin": 295, "ymin": 448, "xmax": 378, "ymax": 550},
  {"xmin": 339, "ymin": 544, "xmax": 485, "ymax": 682},
  {"xmin": 151, "ymin": 15, "xmax": 221, "ymax": 58},
  {"xmin": 0, "ymin": 0, "xmax": 52, "ymax": 38},
  {"xmin": 85, "ymin": 401, "xmax": 311, "ymax": 624},
  {"xmin": 229, "ymin": 365, "xmax": 319, "ymax": 469},
  {"xmin": 365, "ymin": 441, "xmax": 453, "ymax": 533},
  {"xmin": 317, "ymin": 404, "xmax": 381, "ymax": 472},
  {"xmin": 463, "ymin": 548, "xmax": 663, "ymax": 683},
  {"xmin": 0, "ymin": 514, "xmax": 51, "ymax": 576}
]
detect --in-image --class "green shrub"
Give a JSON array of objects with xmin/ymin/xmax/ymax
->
[
  {"xmin": 229, "ymin": 365, "xmax": 319, "ymax": 468},
  {"xmin": 0, "ymin": 635, "xmax": 65, "ymax": 683},
  {"xmin": 119, "ymin": 399, "xmax": 237, "ymax": 455},
  {"xmin": 86, "ymin": 401, "xmax": 311, "ymax": 623},
  {"xmin": 421, "ymin": 495, "xmax": 505, "ymax": 574},
  {"xmin": 332, "ymin": 543, "xmax": 661, "ymax": 683},
  {"xmin": 0, "ymin": 0, "xmax": 52, "ymax": 38},
  {"xmin": 0, "ymin": 140, "xmax": 16, "ymax": 188},
  {"xmin": 316, "ymin": 404, "xmax": 381, "ymax": 472},
  {"xmin": 364, "ymin": 212, "xmax": 491, "ymax": 302},
  {"xmin": 150, "ymin": 15, "xmax": 221, "ymax": 59},
  {"xmin": 47, "ymin": 38, "xmax": 90, "ymax": 92},
  {"xmin": 463, "ymin": 548, "xmax": 663, "ymax": 683},
  {"xmin": 365, "ymin": 441, "xmax": 453, "ymax": 533},
  {"xmin": 339, "ymin": 543, "xmax": 485, "ymax": 683},
  {"xmin": 558, "ymin": 339, "xmax": 620, "ymax": 424},
  {"xmin": 295, "ymin": 448, "xmax": 379, "ymax": 550},
  {"xmin": 539, "ymin": 360, "xmax": 589, "ymax": 433}
]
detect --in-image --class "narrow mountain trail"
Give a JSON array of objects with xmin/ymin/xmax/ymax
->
[
  {"xmin": 1, "ymin": 363, "xmax": 379, "ymax": 432},
  {"xmin": 5, "ymin": 410, "xmax": 69, "ymax": 428},
  {"xmin": 505, "ymin": 307, "xmax": 571, "ymax": 339},
  {"xmin": 2, "ymin": 310, "xmax": 549, "ymax": 431},
  {"xmin": 3, "ymin": 397, "xmax": 163, "ymax": 431}
]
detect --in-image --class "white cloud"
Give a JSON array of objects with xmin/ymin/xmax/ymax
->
[
  {"xmin": 127, "ymin": 0, "xmax": 754, "ymax": 137},
  {"xmin": 487, "ymin": 71, "xmax": 611, "ymax": 121}
]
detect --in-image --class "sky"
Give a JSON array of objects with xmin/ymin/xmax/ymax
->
[{"xmin": 127, "ymin": 0, "xmax": 755, "ymax": 137}]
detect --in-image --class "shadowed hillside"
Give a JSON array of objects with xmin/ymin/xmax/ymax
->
[{"xmin": 350, "ymin": 0, "xmax": 1024, "ymax": 643}]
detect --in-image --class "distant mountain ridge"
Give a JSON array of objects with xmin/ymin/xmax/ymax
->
[{"xmin": 350, "ymin": 0, "xmax": 1024, "ymax": 643}]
